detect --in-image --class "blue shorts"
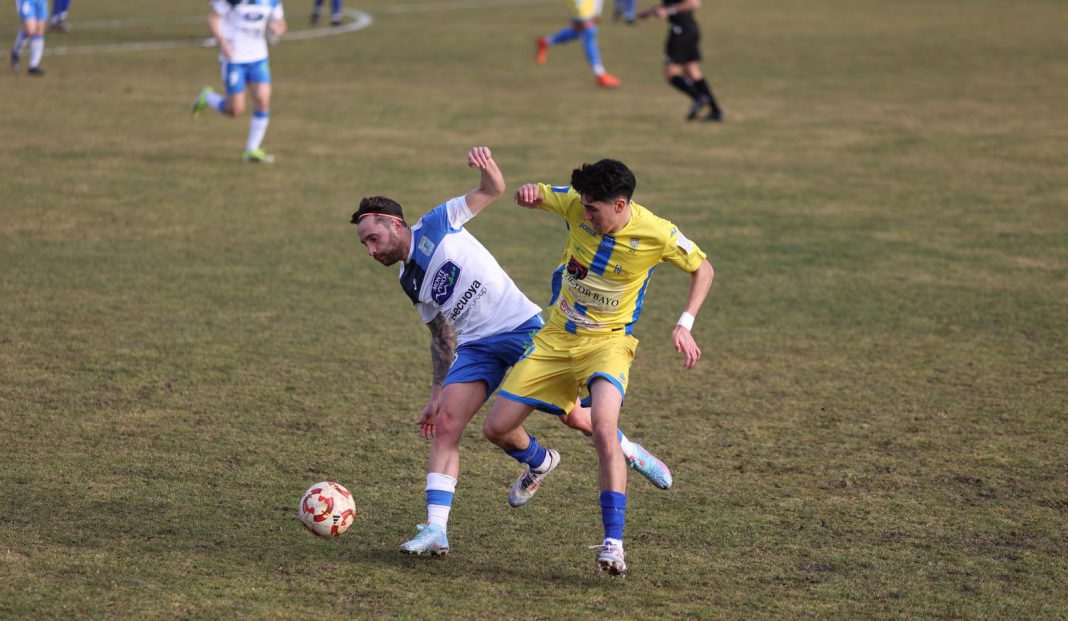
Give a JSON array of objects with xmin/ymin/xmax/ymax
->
[
  {"xmin": 220, "ymin": 59, "xmax": 271, "ymax": 95},
  {"xmin": 16, "ymin": 0, "xmax": 48, "ymax": 21},
  {"xmin": 443, "ymin": 315, "xmax": 544, "ymax": 398}
]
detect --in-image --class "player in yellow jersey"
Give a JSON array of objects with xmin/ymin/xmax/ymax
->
[
  {"xmin": 482, "ymin": 158, "xmax": 714, "ymax": 577},
  {"xmin": 535, "ymin": 0, "xmax": 621, "ymax": 88}
]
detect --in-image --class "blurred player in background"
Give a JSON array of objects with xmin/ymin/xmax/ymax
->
[
  {"xmin": 309, "ymin": 0, "xmax": 342, "ymax": 26},
  {"xmin": 191, "ymin": 0, "xmax": 287, "ymax": 164},
  {"xmin": 483, "ymin": 159, "xmax": 714, "ymax": 576},
  {"xmin": 11, "ymin": 0, "xmax": 47, "ymax": 76},
  {"xmin": 49, "ymin": 0, "xmax": 71, "ymax": 33},
  {"xmin": 613, "ymin": 0, "xmax": 636, "ymax": 23},
  {"xmin": 535, "ymin": 0, "xmax": 621, "ymax": 89},
  {"xmin": 351, "ymin": 147, "xmax": 673, "ymax": 557},
  {"xmin": 638, "ymin": 0, "xmax": 723, "ymax": 121}
]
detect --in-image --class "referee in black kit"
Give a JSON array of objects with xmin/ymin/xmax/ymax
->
[{"xmin": 639, "ymin": 0, "xmax": 724, "ymax": 121}]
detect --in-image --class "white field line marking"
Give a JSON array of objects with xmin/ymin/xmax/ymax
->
[
  {"xmin": 41, "ymin": 0, "xmax": 553, "ymax": 57},
  {"xmin": 44, "ymin": 8, "xmax": 373, "ymax": 57}
]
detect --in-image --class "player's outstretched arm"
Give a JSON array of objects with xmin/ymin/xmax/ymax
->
[
  {"xmin": 419, "ymin": 313, "xmax": 457, "ymax": 439},
  {"xmin": 672, "ymin": 259, "xmax": 714, "ymax": 369},
  {"xmin": 463, "ymin": 146, "xmax": 505, "ymax": 216},
  {"xmin": 639, "ymin": 0, "xmax": 700, "ymax": 20},
  {"xmin": 514, "ymin": 183, "xmax": 544, "ymax": 209}
]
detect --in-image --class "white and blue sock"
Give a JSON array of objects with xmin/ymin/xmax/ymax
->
[
  {"xmin": 600, "ymin": 490, "xmax": 626, "ymax": 542},
  {"xmin": 506, "ymin": 433, "xmax": 550, "ymax": 472},
  {"xmin": 28, "ymin": 35, "xmax": 44, "ymax": 69},
  {"xmin": 12, "ymin": 29, "xmax": 29, "ymax": 56},
  {"xmin": 204, "ymin": 90, "xmax": 227, "ymax": 113},
  {"xmin": 580, "ymin": 27, "xmax": 605, "ymax": 76},
  {"xmin": 246, "ymin": 110, "xmax": 269, "ymax": 152},
  {"xmin": 52, "ymin": 0, "xmax": 71, "ymax": 19},
  {"xmin": 617, "ymin": 429, "xmax": 636, "ymax": 461},
  {"xmin": 425, "ymin": 472, "xmax": 456, "ymax": 531}
]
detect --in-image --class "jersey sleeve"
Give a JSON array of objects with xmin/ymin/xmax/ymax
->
[
  {"xmin": 660, "ymin": 222, "xmax": 707, "ymax": 272},
  {"xmin": 536, "ymin": 184, "xmax": 581, "ymax": 221},
  {"xmin": 270, "ymin": 0, "xmax": 284, "ymax": 19},
  {"xmin": 443, "ymin": 195, "xmax": 475, "ymax": 230},
  {"xmin": 210, "ymin": 1, "xmax": 230, "ymax": 16},
  {"xmin": 416, "ymin": 302, "xmax": 437, "ymax": 323},
  {"xmin": 419, "ymin": 201, "xmax": 465, "ymax": 235}
]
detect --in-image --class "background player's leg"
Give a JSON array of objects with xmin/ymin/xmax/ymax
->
[
  {"xmin": 245, "ymin": 82, "xmax": 272, "ymax": 162},
  {"xmin": 685, "ymin": 62, "xmax": 723, "ymax": 121}
]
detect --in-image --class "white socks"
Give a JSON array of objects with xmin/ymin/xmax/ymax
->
[
  {"xmin": 29, "ymin": 36, "xmax": 44, "ymax": 68},
  {"xmin": 426, "ymin": 472, "xmax": 456, "ymax": 530},
  {"xmin": 246, "ymin": 112, "xmax": 269, "ymax": 152}
]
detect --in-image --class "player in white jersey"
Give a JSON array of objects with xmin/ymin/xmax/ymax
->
[
  {"xmin": 11, "ymin": 0, "xmax": 48, "ymax": 76},
  {"xmin": 191, "ymin": 0, "xmax": 287, "ymax": 164},
  {"xmin": 351, "ymin": 147, "xmax": 673, "ymax": 557}
]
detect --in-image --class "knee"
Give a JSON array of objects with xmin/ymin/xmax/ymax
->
[
  {"xmin": 481, "ymin": 416, "xmax": 500, "ymax": 442},
  {"xmin": 434, "ymin": 407, "xmax": 467, "ymax": 441}
]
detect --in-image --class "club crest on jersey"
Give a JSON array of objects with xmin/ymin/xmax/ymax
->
[
  {"xmin": 566, "ymin": 256, "xmax": 589, "ymax": 280},
  {"xmin": 418, "ymin": 236, "xmax": 436, "ymax": 257},
  {"xmin": 431, "ymin": 261, "xmax": 461, "ymax": 304}
]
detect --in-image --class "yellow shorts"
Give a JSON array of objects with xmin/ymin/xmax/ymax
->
[
  {"xmin": 499, "ymin": 323, "xmax": 638, "ymax": 415},
  {"xmin": 568, "ymin": 0, "xmax": 603, "ymax": 21}
]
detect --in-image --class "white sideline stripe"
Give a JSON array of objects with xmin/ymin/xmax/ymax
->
[
  {"xmin": 44, "ymin": 9, "xmax": 373, "ymax": 57},
  {"xmin": 376, "ymin": 0, "xmax": 551, "ymax": 13},
  {"xmin": 41, "ymin": 0, "xmax": 553, "ymax": 57}
]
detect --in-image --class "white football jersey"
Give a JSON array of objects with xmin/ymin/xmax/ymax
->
[
  {"xmin": 211, "ymin": 0, "xmax": 284, "ymax": 64},
  {"xmin": 399, "ymin": 196, "xmax": 541, "ymax": 345}
]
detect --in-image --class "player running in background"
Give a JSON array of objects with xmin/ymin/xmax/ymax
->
[
  {"xmin": 613, "ymin": 0, "xmax": 636, "ymax": 23},
  {"xmin": 191, "ymin": 0, "xmax": 287, "ymax": 164},
  {"xmin": 11, "ymin": 0, "xmax": 47, "ymax": 76},
  {"xmin": 482, "ymin": 159, "xmax": 714, "ymax": 576},
  {"xmin": 49, "ymin": 0, "xmax": 71, "ymax": 33},
  {"xmin": 351, "ymin": 147, "xmax": 673, "ymax": 557},
  {"xmin": 638, "ymin": 0, "xmax": 724, "ymax": 121},
  {"xmin": 309, "ymin": 0, "xmax": 342, "ymax": 26},
  {"xmin": 535, "ymin": 0, "xmax": 621, "ymax": 89}
]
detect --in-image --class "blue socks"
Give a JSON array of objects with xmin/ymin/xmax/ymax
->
[
  {"xmin": 506, "ymin": 433, "xmax": 548, "ymax": 469},
  {"xmin": 581, "ymin": 27, "xmax": 605, "ymax": 75},
  {"xmin": 600, "ymin": 490, "xmax": 626, "ymax": 541}
]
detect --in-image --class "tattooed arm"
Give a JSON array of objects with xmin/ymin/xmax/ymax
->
[{"xmin": 418, "ymin": 313, "xmax": 457, "ymax": 439}]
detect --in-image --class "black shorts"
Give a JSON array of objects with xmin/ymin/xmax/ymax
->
[{"xmin": 665, "ymin": 23, "xmax": 701, "ymax": 64}]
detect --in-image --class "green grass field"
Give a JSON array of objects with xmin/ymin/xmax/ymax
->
[{"xmin": 2, "ymin": 0, "xmax": 1066, "ymax": 618}]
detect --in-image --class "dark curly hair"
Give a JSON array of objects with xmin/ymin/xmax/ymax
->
[{"xmin": 570, "ymin": 159, "xmax": 636, "ymax": 203}]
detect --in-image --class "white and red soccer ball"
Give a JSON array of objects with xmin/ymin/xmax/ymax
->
[{"xmin": 298, "ymin": 481, "xmax": 356, "ymax": 538}]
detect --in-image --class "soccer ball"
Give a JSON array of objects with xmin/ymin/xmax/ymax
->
[{"xmin": 298, "ymin": 481, "xmax": 356, "ymax": 538}]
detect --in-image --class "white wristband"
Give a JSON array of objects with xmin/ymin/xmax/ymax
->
[{"xmin": 676, "ymin": 312, "xmax": 695, "ymax": 331}]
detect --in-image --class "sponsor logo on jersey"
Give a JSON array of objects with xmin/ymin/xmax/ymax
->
[
  {"xmin": 418, "ymin": 236, "xmax": 436, "ymax": 257},
  {"xmin": 431, "ymin": 261, "xmax": 461, "ymax": 304},
  {"xmin": 566, "ymin": 255, "xmax": 589, "ymax": 280},
  {"xmin": 449, "ymin": 280, "xmax": 485, "ymax": 322},
  {"xmin": 579, "ymin": 223, "xmax": 598, "ymax": 236}
]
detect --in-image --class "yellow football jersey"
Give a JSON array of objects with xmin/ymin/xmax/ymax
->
[{"xmin": 537, "ymin": 184, "xmax": 707, "ymax": 336}]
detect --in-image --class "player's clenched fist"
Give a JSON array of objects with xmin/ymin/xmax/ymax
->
[{"xmin": 515, "ymin": 184, "xmax": 543, "ymax": 209}]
